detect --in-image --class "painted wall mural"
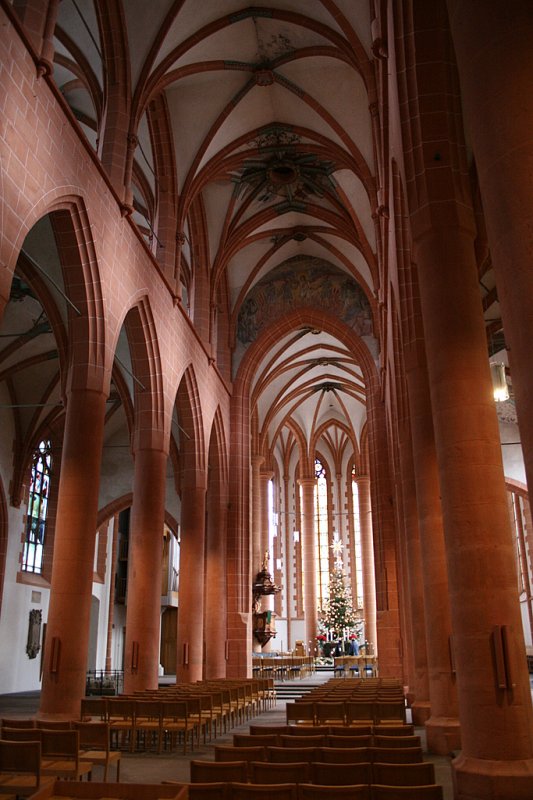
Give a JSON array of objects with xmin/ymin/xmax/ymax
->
[{"xmin": 237, "ymin": 257, "xmax": 373, "ymax": 345}]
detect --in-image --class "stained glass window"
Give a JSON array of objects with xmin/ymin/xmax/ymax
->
[{"xmin": 22, "ymin": 440, "xmax": 52, "ymax": 573}]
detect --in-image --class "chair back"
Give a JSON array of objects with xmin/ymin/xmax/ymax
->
[
  {"xmin": 318, "ymin": 746, "xmax": 371, "ymax": 763},
  {"xmin": 311, "ymin": 761, "xmax": 372, "ymax": 786},
  {"xmin": 298, "ymin": 786, "xmax": 370, "ymax": 799},
  {"xmin": 371, "ymin": 786, "xmax": 443, "ymax": 800},
  {"xmin": 372, "ymin": 761, "xmax": 435, "ymax": 786},
  {"xmin": 279, "ymin": 734, "xmax": 326, "ymax": 748},
  {"xmin": 234, "ymin": 733, "xmax": 279, "ymax": 748},
  {"xmin": 191, "ymin": 759, "xmax": 248, "ymax": 783},
  {"xmin": 188, "ymin": 782, "xmax": 229, "ymax": 799},
  {"xmin": 40, "ymin": 729, "xmax": 79, "ymax": 760},
  {"xmin": 327, "ymin": 734, "xmax": 372, "ymax": 748},
  {"xmin": 250, "ymin": 760, "xmax": 310, "ymax": 784},
  {"xmin": 374, "ymin": 735, "xmax": 421, "ymax": 749},
  {"xmin": 228, "ymin": 783, "xmax": 298, "ymax": 799},
  {"xmin": 371, "ymin": 746, "xmax": 423, "ymax": 763},
  {"xmin": 36, "ymin": 719, "xmax": 72, "ymax": 729},
  {"xmin": 0, "ymin": 718, "xmax": 35, "ymax": 728},
  {"xmin": 0, "ymin": 727, "xmax": 42, "ymax": 741},
  {"xmin": 266, "ymin": 746, "xmax": 318, "ymax": 763},
  {"xmin": 73, "ymin": 721, "xmax": 110, "ymax": 751},
  {"xmin": 0, "ymin": 738, "xmax": 41, "ymax": 772}
]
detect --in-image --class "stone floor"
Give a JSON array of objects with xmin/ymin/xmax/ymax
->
[{"xmin": 0, "ymin": 674, "xmax": 455, "ymax": 798}]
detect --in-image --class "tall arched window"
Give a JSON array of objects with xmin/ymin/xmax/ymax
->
[
  {"xmin": 314, "ymin": 458, "xmax": 330, "ymax": 607},
  {"xmin": 22, "ymin": 440, "xmax": 52, "ymax": 574}
]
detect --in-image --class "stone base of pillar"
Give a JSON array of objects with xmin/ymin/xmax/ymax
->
[
  {"xmin": 411, "ymin": 700, "xmax": 431, "ymax": 725},
  {"xmin": 452, "ymin": 752, "xmax": 533, "ymax": 800},
  {"xmin": 426, "ymin": 716, "xmax": 461, "ymax": 756}
]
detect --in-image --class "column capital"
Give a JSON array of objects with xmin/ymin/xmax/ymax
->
[{"xmin": 251, "ymin": 454, "xmax": 265, "ymax": 468}]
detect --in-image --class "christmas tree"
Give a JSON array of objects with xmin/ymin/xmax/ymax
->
[
  {"xmin": 320, "ymin": 566, "xmax": 359, "ymax": 634},
  {"xmin": 318, "ymin": 538, "xmax": 363, "ymax": 639}
]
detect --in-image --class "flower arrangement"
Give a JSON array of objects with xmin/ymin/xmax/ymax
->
[{"xmin": 316, "ymin": 634, "xmax": 326, "ymax": 641}]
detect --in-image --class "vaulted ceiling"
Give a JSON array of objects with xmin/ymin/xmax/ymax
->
[{"xmin": 2, "ymin": 1, "xmax": 509, "ymax": 486}]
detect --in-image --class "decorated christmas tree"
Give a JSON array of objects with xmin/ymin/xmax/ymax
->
[
  {"xmin": 318, "ymin": 538, "xmax": 363, "ymax": 640},
  {"xmin": 321, "ymin": 566, "xmax": 359, "ymax": 633}
]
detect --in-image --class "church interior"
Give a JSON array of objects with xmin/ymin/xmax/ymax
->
[{"xmin": 0, "ymin": 1, "xmax": 532, "ymax": 798}]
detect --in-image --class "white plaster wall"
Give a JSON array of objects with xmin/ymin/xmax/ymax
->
[
  {"xmin": 0, "ymin": 504, "xmax": 50, "ymax": 693},
  {"xmin": 290, "ymin": 619, "xmax": 306, "ymax": 652}
]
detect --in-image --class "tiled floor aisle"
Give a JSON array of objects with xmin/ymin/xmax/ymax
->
[{"xmin": 0, "ymin": 675, "xmax": 455, "ymax": 798}]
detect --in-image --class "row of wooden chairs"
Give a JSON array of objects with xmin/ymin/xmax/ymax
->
[
  {"xmin": 249, "ymin": 724, "xmax": 414, "ymax": 738},
  {"xmin": 286, "ymin": 701, "xmax": 406, "ymax": 726},
  {"xmin": 176, "ymin": 781, "xmax": 443, "ymax": 799},
  {"xmin": 234, "ymin": 733, "xmax": 421, "ymax": 750},
  {"xmin": 191, "ymin": 757, "xmax": 436, "ymax": 786},
  {"xmin": 0, "ymin": 731, "xmax": 93, "ymax": 796},
  {"xmin": 214, "ymin": 745, "xmax": 425, "ymax": 769}
]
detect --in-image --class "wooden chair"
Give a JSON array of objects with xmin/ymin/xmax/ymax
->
[
  {"xmin": 234, "ymin": 734, "xmax": 279, "ymax": 748},
  {"xmin": 373, "ymin": 735, "xmax": 421, "ymax": 749},
  {"xmin": 315, "ymin": 702, "xmax": 346, "ymax": 727},
  {"xmin": 249, "ymin": 761, "xmax": 310, "ymax": 784},
  {"xmin": 266, "ymin": 746, "xmax": 318, "ymax": 764},
  {"xmin": 279, "ymin": 735, "xmax": 326, "ymax": 748},
  {"xmin": 80, "ymin": 697, "xmax": 107, "ymax": 722},
  {"xmin": 318, "ymin": 747, "xmax": 371, "ymax": 764},
  {"xmin": 228, "ymin": 783, "xmax": 298, "ymax": 799},
  {"xmin": 35, "ymin": 720, "xmax": 73, "ymax": 730},
  {"xmin": 373, "ymin": 725, "xmax": 414, "ymax": 737},
  {"xmin": 0, "ymin": 739, "xmax": 51, "ymax": 796},
  {"xmin": 249, "ymin": 725, "xmax": 289, "ymax": 737},
  {"xmin": 311, "ymin": 761, "xmax": 372, "ymax": 785},
  {"xmin": 346, "ymin": 702, "xmax": 375, "ymax": 726},
  {"xmin": 0, "ymin": 718, "xmax": 35, "ymax": 729},
  {"xmin": 329, "ymin": 726, "xmax": 372, "ymax": 737},
  {"xmin": 40, "ymin": 729, "xmax": 93, "ymax": 781},
  {"xmin": 374, "ymin": 702, "xmax": 406, "ymax": 725},
  {"xmin": 134, "ymin": 700, "xmax": 162, "ymax": 753},
  {"xmin": 370, "ymin": 747, "xmax": 424, "ymax": 764},
  {"xmin": 161, "ymin": 700, "xmax": 197, "ymax": 754},
  {"xmin": 188, "ymin": 782, "xmax": 230, "ymax": 799},
  {"xmin": 107, "ymin": 699, "xmax": 135, "ymax": 752},
  {"xmin": 372, "ymin": 762, "xmax": 436, "ymax": 786},
  {"xmin": 73, "ymin": 721, "xmax": 121, "ymax": 781},
  {"xmin": 214, "ymin": 745, "xmax": 266, "ymax": 777},
  {"xmin": 298, "ymin": 785, "xmax": 370, "ymax": 799},
  {"xmin": 0, "ymin": 728, "xmax": 42, "ymax": 742},
  {"xmin": 190, "ymin": 760, "xmax": 248, "ymax": 783},
  {"xmin": 286, "ymin": 703, "xmax": 315, "ymax": 726},
  {"xmin": 289, "ymin": 726, "xmax": 329, "ymax": 737},
  {"xmin": 327, "ymin": 735, "xmax": 372, "ymax": 748},
  {"xmin": 371, "ymin": 786, "xmax": 443, "ymax": 800}
]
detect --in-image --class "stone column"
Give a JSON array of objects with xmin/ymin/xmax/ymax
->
[
  {"xmin": 204, "ymin": 474, "xmax": 227, "ymax": 678},
  {"xmin": 405, "ymin": 350, "xmax": 460, "ymax": 754},
  {"xmin": 397, "ymin": 427, "xmax": 431, "ymax": 724},
  {"xmin": 414, "ymin": 219, "xmax": 533, "ymax": 795},
  {"xmin": 298, "ymin": 477, "xmax": 318, "ymax": 651},
  {"xmin": 446, "ymin": 0, "xmax": 533, "ymax": 522},
  {"xmin": 400, "ymin": 5, "xmax": 533, "ymax": 790},
  {"xmin": 355, "ymin": 476, "xmax": 377, "ymax": 654},
  {"xmin": 176, "ymin": 483, "xmax": 206, "ymax": 683},
  {"xmin": 123, "ymin": 446, "xmax": 167, "ymax": 694},
  {"xmin": 39, "ymin": 388, "xmax": 107, "ymax": 718}
]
